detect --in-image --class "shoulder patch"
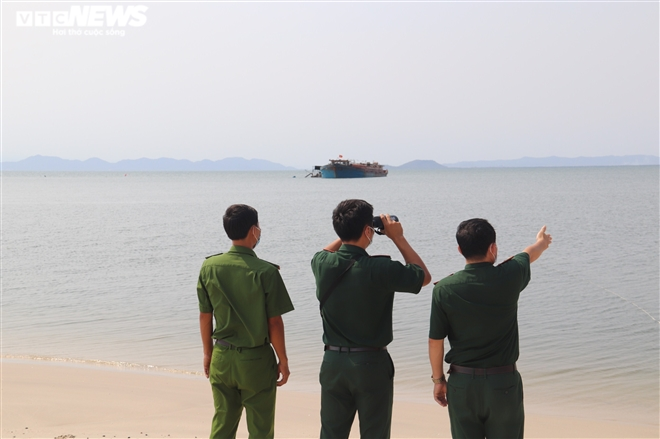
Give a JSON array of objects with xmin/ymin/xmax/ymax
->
[
  {"xmin": 370, "ymin": 254, "xmax": 391, "ymax": 259},
  {"xmin": 263, "ymin": 260, "xmax": 281, "ymax": 270},
  {"xmin": 205, "ymin": 252, "xmax": 223, "ymax": 259},
  {"xmin": 497, "ymin": 256, "xmax": 515, "ymax": 266},
  {"xmin": 434, "ymin": 273, "xmax": 454, "ymax": 285}
]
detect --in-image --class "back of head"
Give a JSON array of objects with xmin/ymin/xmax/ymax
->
[
  {"xmin": 223, "ymin": 204, "xmax": 258, "ymax": 240},
  {"xmin": 333, "ymin": 199, "xmax": 373, "ymax": 242},
  {"xmin": 456, "ymin": 218, "xmax": 496, "ymax": 259}
]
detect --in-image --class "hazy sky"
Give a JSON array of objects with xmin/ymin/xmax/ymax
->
[{"xmin": 3, "ymin": 1, "xmax": 658, "ymax": 168}]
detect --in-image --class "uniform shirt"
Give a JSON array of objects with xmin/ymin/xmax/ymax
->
[
  {"xmin": 429, "ymin": 252, "xmax": 531, "ymax": 368},
  {"xmin": 197, "ymin": 245, "xmax": 294, "ymax": 348},
  {"xmin": 311, "ymin": 244, "xmax": 425, "ymax": 348}
]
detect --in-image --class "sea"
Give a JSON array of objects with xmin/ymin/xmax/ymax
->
[{"xmin": 2, "ymin": 167, "xmax": 658, "ymax": 426}]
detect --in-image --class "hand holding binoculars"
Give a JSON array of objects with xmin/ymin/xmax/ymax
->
[{"xmin": 372, "ymin": 215, "xmax": 399, "ymax": 235}]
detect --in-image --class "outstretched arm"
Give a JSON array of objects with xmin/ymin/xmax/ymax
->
[
  {"xmin": 429, "ymin": 338, "xmax": 447, "ymax": 407},
  {"xmin": 268, "ymin": 315, "xmax": 290, "ymax": 386},
  {"xmin": 523, "ymin": 225, "xmax": 553, "ymax": 263},
  {"xmin": 382, "ymin": 214, "xmax": 432, "ymax": 286},
  {"xmin": 199, "ymin": 312, "xmax": 214, "ymax": 378}
]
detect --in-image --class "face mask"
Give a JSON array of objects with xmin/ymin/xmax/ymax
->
[
  {"xmin": 253, "ymin": 227, "xmax": 261, "ymax": 249},
  {"xmin": 366, "ymin": 227, "xmax": 374, "ymax": 246},
  {"xmin": 490, "ymin": 248, "xmax": 497, "ymax": 264}
]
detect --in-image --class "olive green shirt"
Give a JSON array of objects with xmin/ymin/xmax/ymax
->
[
  {"xmin": 429, "ymin": 252, "xmax": 531, "ymax": 368},
  {"xmin": 311, "ymin": 244, "xmax": 425, "ymax": 348},
  {"xmin": 197, "ymin": 245, "xmax": 294, "ymax": 348}
]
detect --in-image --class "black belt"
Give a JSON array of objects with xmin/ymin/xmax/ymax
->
[
  {"xmin": 324, "ymin": 345, "xmax": 387, "ymax": 353},
  {"xmin": 214, "ymin": 339, "xmax": 265, "ymax": 351},
  {"xmin": 449, "ymin": 363, "xmax": 517, "ymax": 376}
]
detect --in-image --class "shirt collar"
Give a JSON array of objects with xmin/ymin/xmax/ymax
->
[
  {"xmin": 229, "ymin": 245, "xmax": 257, "ymax": 257},
  {"xmin": 338, "ymin": 244, "xmax": 369, "ymax": 257},
  {"xmin": 464, "ymin": 262, "xmax": 493, "ymax": 270}
]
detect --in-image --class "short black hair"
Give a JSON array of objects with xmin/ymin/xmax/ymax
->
[
  {"xmin": 456, "ymin": 218, "xmax": 496, "ymax": 259},
  {"xmin": 332, "ymin": 199, "xmax": 373, "ymax": 242},
  {"xmin": 223, "ymin": 204, "xmax": 258, "ymax": 240}
]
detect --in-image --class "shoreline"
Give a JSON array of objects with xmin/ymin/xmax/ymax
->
[{"xmin": 2, "ymin": 359, "xmax": 658, "ymax": 438}]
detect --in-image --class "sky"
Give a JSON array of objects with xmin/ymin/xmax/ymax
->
[{"xmin": 2, "ymin": 1, "xmax": 658, "ymax": 168}]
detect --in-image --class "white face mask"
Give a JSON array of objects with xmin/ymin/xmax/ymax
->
[
  {"xmin": 490, "ymin": 247, "xmax": 497, "ymax": 264},
  {"xmin": 253, "ymin": 226, "xmax": 261, "ymax": 249},
  {"xmin": 366, "ymin": 227, "xmax": 375, "ymax": 246}
]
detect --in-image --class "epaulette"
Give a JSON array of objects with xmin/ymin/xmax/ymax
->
[
  {"xmin": 434, "ymin": 273, "xmax": 454, "ymax": 285},
  {"xmin": 205, "ymin": 252, "xmax": 223, "ymax": 259},
  {"xmin": 370, "ymin": 254, "xmax": 391, "ymax": 259},
  {"xmin": 264, "ymin": 260, "xmax": 281, "ymax": 270},
  {"xmin": 323, "ymin": 249, "xmax": 336, "ymax": 253},
  {"xmin": 497, "ymin": 256, "xmax": 514, "ymax": 266}
]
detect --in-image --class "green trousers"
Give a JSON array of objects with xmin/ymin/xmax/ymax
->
[
  {"xmin": 319, "ymin": 350, "xmax": 394, "ymax": 439},
  {"xmin": 447, "ymin": 370, "xmax": 524, "ymax": 439},
  {"xmin": 208, "ymin": 343, "xmax": 277, "ymax": 439}
]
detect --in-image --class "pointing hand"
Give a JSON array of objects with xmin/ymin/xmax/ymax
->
[{"xmin": 536, "ymin": 226, "xmax": 552, "ymax": 250}]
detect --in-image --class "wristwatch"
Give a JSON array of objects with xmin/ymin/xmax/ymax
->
[{"xmin": 431, "ymin": 374, "xmax": 446, "ymax": 384}]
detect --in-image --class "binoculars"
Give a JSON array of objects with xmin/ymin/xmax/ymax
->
[{"xmin": 373, "ymin": 215, "xmax": 399, "ymax": 235}]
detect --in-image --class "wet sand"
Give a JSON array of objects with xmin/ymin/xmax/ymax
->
[{"xmin": 1, "ymin": 360, "xmax": 657, "ymax": 438}]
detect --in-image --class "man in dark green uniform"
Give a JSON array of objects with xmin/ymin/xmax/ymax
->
[
  {"xmin": 197, "ymin": 204, "xmax": 294, "ymax": 439},
  {"xmin": 312, "ymin": 199, "xmax": 432, "ymax": 439},
  {"xmin": 429, "ymin": 219, "xmax": 552, "ymax": 439}
]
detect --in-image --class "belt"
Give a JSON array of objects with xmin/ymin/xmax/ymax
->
[
  {"xmin": 324, "ymin": 345, "xmax": 387, "ymax": 353},
  {"xmin": 214, "ymin": 339, "xmax": 265, "ymax": 351},
  {"xmin": 449, "ymin": 363, "xmax": 517, "ymax": 376}
]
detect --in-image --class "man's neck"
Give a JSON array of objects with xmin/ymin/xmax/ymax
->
[
  {"xmin": 231, "ymin": 239, "xmax": 253, "ymax": 249},
  {"xmin": 464, "ymin": 256, "xmax": 493, "ymax": 265},
  {"xmin": 342, "ymin": 237, "xmax": 369, "ymax": 250}
]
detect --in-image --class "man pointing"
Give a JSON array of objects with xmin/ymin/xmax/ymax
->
[{"xmin": 429, "ymin": 219, "xmax": 552, "ymax": 439}]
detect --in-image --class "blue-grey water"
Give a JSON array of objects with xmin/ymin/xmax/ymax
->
[{"xmin": 2, "ymin": 167, "xmax": 658, "ymax": 426}]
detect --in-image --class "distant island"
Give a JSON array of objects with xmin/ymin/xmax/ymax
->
[
  {"xmin": 388, "ymin": 160, "xmax": 447, "ymax": 170},
  {"xmin": 1, "ymin": 155, "xmax": 296, "ymax": 172},
  {"xmin": 388, "ymin": 155, "xmax": 658, "ymax": 169},
  {"xmin": 2, "ymin": 154, "xmax": 658, "ymax": 171},
  {"xmin": 443, "ymin": 155, "xmax": 659, "ymax": 168}
]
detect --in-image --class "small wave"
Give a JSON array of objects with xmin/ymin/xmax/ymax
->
[{"xmin": 1, "ymin": 354, "xmax": 204, "ymax": 376}]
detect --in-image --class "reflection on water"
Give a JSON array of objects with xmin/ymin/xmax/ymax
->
[{"xmin": 2, "ymin": 167, "xmax": 658, "ymax": 425}]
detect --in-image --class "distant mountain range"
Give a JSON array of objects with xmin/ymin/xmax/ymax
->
[
  {"xmin": 1, "ymin": 155, "xmax": 296, "ymax": 171},
  {"xmin": 444, "ymin": 155, "xmax": 659, "ymax": 168},
  {"xmin": 2, "ymin": 154, "xmax": 658, "ymax": 171},
  {"xmin": 388, "ymin": 160, "xmax": 446, "ymax": 170},
  {"xmin": 389, "ymin": 155, "xmax": 658, "ymax": 169}
]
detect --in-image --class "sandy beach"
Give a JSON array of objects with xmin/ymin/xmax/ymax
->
[{"xmin": 1, "ymin": 360, "xmax": 657, "ymax": 439}]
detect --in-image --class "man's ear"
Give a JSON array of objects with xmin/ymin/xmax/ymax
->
[{"xmin": 457, "ymin": 245, "xmax": 463, "ymax": 256}]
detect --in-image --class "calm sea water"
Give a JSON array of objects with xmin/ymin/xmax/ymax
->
[{"xmin": 2, "ymin": 167, "xmax": 658, "ymax": 426}]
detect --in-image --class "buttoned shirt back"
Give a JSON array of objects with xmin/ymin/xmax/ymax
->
[
  {"xmin": 429, "ymin": 252, "xmax": 531, "ymax": 368},
  {"xmin": 311, "ymin": 244, "xmax": 425, "ymax": 348},
  {"xmin": 197, "ymin": 245, "xmax": 294, "ymax": 348}
]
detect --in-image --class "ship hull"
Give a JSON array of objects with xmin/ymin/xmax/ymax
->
[{"xmin": 320, "ymin": 164, "xmax": 387, "ymax": 178}]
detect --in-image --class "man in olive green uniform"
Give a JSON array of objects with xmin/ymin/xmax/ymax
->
[
  {"xmin": 198, "ymin": 204, "xmax": 294, "ymax": 439},
  {"xmin": 312, "ymin": 199, "xmax": 432, "ymax": 439},
  {"xmin": 429, "ymin": 219, "xmax": 552, "ymax": 439}
]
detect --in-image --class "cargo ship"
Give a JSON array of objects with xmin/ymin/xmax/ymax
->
[{"xmin": 307, "ymin": 156, "xmax": 388, "ymax": 179}]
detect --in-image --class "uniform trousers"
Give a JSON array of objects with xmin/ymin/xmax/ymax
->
[
  {"xmin": 447, "ymin": 370, "xmax": 524, "ymax": 439},
  {"xmin": 319, "ymin": 350, "xmax": 394, "ymax": 439},
  {"xmin": 208, "ymin": 343, "xmax": 277, "ymax": 439}
]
